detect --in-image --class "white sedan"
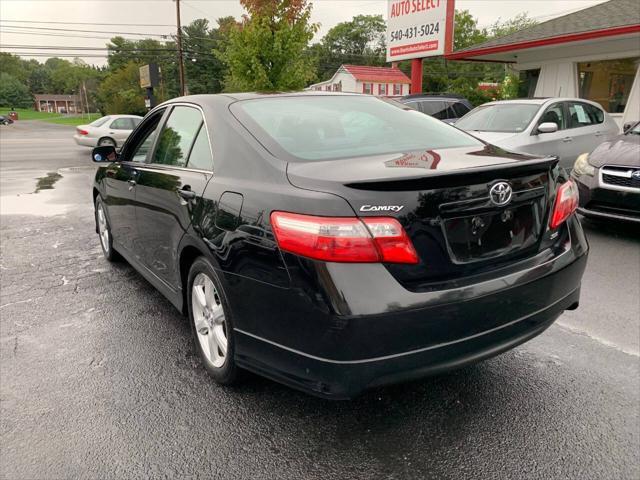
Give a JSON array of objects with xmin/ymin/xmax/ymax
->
[
  {"xmin": 455, "ymin": 98, "xmax": 620, "ymax": 169},
  {"xmin": 74, "ymin": 115, "xmax": 143, "ymax": 148}
]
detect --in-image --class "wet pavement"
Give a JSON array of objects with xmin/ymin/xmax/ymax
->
[{"xmin": 1, "ymin": 121, "xmax": 639, "ymax": 479}]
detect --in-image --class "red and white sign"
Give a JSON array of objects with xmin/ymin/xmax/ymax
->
[{"xmin": 386, "ymin": 0, "xmax": 455, "ymax": 62}]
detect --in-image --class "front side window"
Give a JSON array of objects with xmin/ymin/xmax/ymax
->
[
  {"xmin": 231, "ymin": 96, "xmax": 481, "ymax": 162},
  {"xmin": 124, "ymin": 112, "xmax": 164, "ymax": 163},
  {"xmin": 538, "ymin": 103, "xmax": 565, "ymax": 130},
  {"xmin": 578, "ymin": 57, "xmax": 639, "ymax": 113},
  {"xmin": 152, "ymin": 106, "xmax": 203, "ymax": 168},
  {"xmin": 456, "ymin": 104, "xmax": 541, "ymax": 133}
]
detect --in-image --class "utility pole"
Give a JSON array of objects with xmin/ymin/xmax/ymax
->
[{"xmin": 175, "ymin": 0, "xmax": 186, "ymax": 96}]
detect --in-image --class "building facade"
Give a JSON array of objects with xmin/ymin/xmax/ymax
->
[
  {"xmin": 308, "ymin": 64, "xmax": 411, "ymax": 96},
  {"xmin": 33, "ymin": 94, "xmax": 81, "ymax": 114},
  {"xmin": 447, "ymin": 0, "xmax": 640, "ymax": 129}
]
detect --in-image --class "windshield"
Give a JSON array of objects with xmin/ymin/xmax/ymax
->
[
  {"xmin": 628, "ymin": 122, "xmax": 640, "ymax": 135},
  {"xmin": 90, "ymin": 116, "xmax": 111, "ymax": 127},
  {"xmin": 232, "ymin": 96, "xmax": 481, "ymax": 161},
  {"xmin": 456, "ymin": 104, "xmax": 540, "ymax": 133}
]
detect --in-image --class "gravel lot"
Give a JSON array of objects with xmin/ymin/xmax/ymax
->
[{"xmin": 1, "ymin": 121, "xmax": 638, "ymax": 480}]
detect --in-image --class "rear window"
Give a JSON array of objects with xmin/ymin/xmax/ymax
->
[
  {"xmin": 456, "ymin": 104, "xmax": 541, "ymax": 133},
  {"xmin": 231, "ymin": 96, "xmax": 481, "ymax": 161},
  {"xmin": 90, "ymin": 116, "xmax": 111, "ymax": 127}
]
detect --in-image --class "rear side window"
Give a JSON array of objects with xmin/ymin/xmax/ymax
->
[
  {"xmin": 452, "ymin": 102, "xmax": 470, "ymax": 117},
  {"xmin": 186, "ymin": 125, "xmax": 214, "ymax": 171},
  {"xmin": 231, "ymin": 96, "xmax": 481, "ymax": 162},
  {"xmin": 110, "ymin": 118, "xmax": 132, "ymax": 130},
  {"xmin": 419, "ymin": 101, "xmax": 448, "ymax": 120},
  {"xmin": 568, "ymin": 102, "xmax": 604, "ymax": 128},
  {"xmin": 132, "ymin": 117, "xmax": 142, "ymax": 127},
  {"xmin": 152, "ymin": 106, "xmax": 203, "ymax": 167}
]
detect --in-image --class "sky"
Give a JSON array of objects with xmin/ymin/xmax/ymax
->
[{"xmin": 0, "ymin": 0, "xmax": 609, "ymax": 66}]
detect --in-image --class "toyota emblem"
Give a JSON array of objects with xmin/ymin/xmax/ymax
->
[{"xmin": 489, "ymin": 182, "xmax": 513, "ymax": 206}]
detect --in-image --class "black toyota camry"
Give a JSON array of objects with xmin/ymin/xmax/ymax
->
[{"xmin": 91, "ymin": 92, "xmax": 588, "ymax": 399}]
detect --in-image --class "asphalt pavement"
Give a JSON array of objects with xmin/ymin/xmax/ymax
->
[{"xmin": 1, "ymin": 121, "xmax": 639, "ymax": 480}]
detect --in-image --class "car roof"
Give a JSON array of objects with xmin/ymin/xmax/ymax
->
[
  {"xmin": 108, "ymin": 114, "xmax": 143, "ymax": 118},
  {"xmin": 481, "ymin": 98, "xmax": 603, "ymax": 107}
]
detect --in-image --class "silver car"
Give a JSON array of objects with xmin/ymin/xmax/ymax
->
[
  {"xmin": 455, "ymin": 98, "xmax": 620, "ymax": 168},
  {"xmin": 74, "ymin": 114, "xmax": 143, "ymax": 148}
]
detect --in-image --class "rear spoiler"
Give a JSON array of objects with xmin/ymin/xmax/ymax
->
[{"xmin": 345, "ymin": 156, "xmax": 559, "ymax": 191}]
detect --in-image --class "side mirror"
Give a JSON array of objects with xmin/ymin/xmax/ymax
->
[
  {"xmin": 537, "ymin": 122, "xmax": 558, "ymax": 134},
  {"xmin": 92, "ymin": 145, "xmax": 118, "ymax": 163},
  {"xmin": 623, "ymin": 121, "xmax": 636, "ymax": 133}
]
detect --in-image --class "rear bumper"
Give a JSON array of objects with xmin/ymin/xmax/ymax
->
[
  {"xmin": 232, "ymin": 217, "xmax": 588, "ymax": 399},
  {"xmin": 73, "ymin": 135, "xmax": 96, "ymax": 147},
  {"xmin": 236, "ymin": 285, "xmax": 580, "ymax": 399}
]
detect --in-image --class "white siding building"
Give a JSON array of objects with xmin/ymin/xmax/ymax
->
[
  {"xmin": 447, "ymin": 0, "xmax": 640, "ymax": 129},
  {"xmin": 308, "ymin": 64, "xmax": 411, "ymax": 96}
]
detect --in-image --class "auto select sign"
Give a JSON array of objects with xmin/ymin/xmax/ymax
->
[{"xmin": 386, "ymin": 0, "xmax": 454, "ymax": 62}]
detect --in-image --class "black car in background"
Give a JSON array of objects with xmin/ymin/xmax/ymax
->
[
  {"xmin": 91, "ymin": 92, "xmax": 587, "ymax": 399},
  {"xmin": 399, "ymin": 93, "xmax": 473, "ymax": 123},
  {"xmin": 572, "ymin": 120, "xmax": 640, "ymax": 223}
]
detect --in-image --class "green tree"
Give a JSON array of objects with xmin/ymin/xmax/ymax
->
[
  {"xmin": 490, "ymin": 13, "xmax": 537, "ymax": 39},
  {"xmin": 96, "ymin": 61, "xmax": 146, "ymax": 115},
  {"xmin": 0, "ymin": 73, "xmax": 32, "ymax": 108},
  {"xmin": 218, "ymin": 0, "xmax": 318, "ymax": 91},
  {"xmin": 182, "ymin": 18, "xmax": 231, "ymax": 94},
  {"xmin": 311, "ymin": 14, "xmax": 386, "ymax": 81}
]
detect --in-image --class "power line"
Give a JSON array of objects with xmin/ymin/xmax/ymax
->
[
  {"xmin": 0, "ymin": 23, "xmax": 172, "ymax": 38},
  {"xmin": 0, "ymin": 19, "xmax": 175, "ymax": 27}
]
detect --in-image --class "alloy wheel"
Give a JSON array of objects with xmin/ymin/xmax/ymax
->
[
  {"xmin": 96, "ymin": 203, "xmax": 110, "ymax": 254},
  {"xmin": 191, "ymin": 272, "xmax": 228, "ymax": 368}
]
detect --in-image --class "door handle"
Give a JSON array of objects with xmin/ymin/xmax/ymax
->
[
  {"xmin": 562, "ymin": 137, "xmax": 573, "ymax": 142},
  {"xmin": 178, "ymin": 188, "xmax": 197, "ymax": 200}
]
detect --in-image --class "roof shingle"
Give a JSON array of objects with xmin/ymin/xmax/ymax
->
[
  {"xmin": 453, "ymin": 0, "xmax": 640, "ymax": 54},
  {"xmin": 342, "ymin": 65, "xmax": 411, "ymax": 84}
]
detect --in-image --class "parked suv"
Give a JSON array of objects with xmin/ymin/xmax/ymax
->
[{"xmin": 399, "ymin": 93, "xmax": 473, "ymax": 124}]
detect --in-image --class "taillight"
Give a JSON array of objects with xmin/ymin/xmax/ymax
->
[
  {"xmin": 270, "ymin": 212, "xmax": 418, "ymax": 264},
  {"xmin": 77, "ymin": 128, "xmax": 88, "ymax": 135},
  {"xmin": 550, "ymin": 180, "xmax": 579, "ymax": 229}
]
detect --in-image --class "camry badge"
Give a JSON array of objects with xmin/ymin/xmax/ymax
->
[
  {"xmin": 632, "ymin": 170, "xmax": 640, "ymax": 180},
  {"xmin": 360, "ymin": 205, "xmax": 404, "ymax": 213},
  {"xmin": 489, "ymin": 182, "xmax": 513, "ymax": 206}
]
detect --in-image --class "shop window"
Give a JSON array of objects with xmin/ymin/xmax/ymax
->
[
  {"xmin": 393, "ymin": 84, "xmax": 402, "ymax": 95},
  {"xmin": 379, "ymin": 84, "xmax": 388, "ymax": 95},
  {"xmin": 362, "ymin": 83, "xmax": 373, "ymax": 95},
  {"xmin": 578, "ymin": 58, "xmax": 639, "ymax": 113},
  {"xmin": 518, "ymin": 69, "xmax": 540, "ymax": 98}
]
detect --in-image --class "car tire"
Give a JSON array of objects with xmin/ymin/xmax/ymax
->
[
  {"xmin": 98, "ymin": 137, "xmax": 116, "ymax": 147},
  {"xmin": 94, "ymin": 197, "xmax": 120, "ymax": 262},
  {"xmin": 187, "ymin": 257, "xmax": 238, "ymax": 385}
]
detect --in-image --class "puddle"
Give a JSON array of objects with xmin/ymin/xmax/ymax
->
[{"xmin": 34, "ymin": 172, "xmax": 63, "ymax": 193}]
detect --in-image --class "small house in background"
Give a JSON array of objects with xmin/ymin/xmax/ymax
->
[
  {"xmin": 308, "ymin": 64, "xmax": 411, "ymax": 96},
  {"xmin": 34, "ymin": 94, "xmax": 81, "ymax": 114}
]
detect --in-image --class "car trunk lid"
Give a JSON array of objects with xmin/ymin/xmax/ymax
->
[{"xmin": 287, "ymin": 145, "xmax": 561, "ymax": 289}]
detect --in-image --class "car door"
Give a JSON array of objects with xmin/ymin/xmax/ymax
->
[
  {"xmin": 520, "ymin": 102, "xmax": 574, "ymax": 167},
  {"xmin": 566, "ymin": 101, "xmax": 608, "ymax": 159},
  {"xmin": 108, "ymin": 117, "xmax": 134, "ymax": 145},
  {"xmin": 133, "ymin": 104, "xmax": 213, "ymax": 289},
  {"xmin": 102, "ymin": 110, "xmax": 164, "ymax": 253}
]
